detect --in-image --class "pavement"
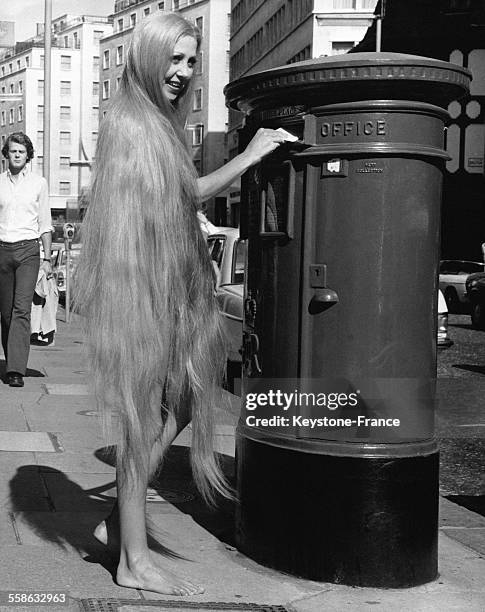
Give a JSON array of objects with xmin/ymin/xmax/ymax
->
[{"xmin": 0, "ymin": 308, "xmax": 484, "ymax": 612}]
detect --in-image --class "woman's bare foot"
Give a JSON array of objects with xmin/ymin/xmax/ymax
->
[
  {"xmin": 94, "ymin": 507, "xmax": 120, "ymax": 549},
  {"xmin": 117, "ymin": 553, "xmax": 204, "ymax": 595}
]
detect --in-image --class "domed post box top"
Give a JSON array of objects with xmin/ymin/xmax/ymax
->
[{"xmin": 225, "ymin": 52, "xmax": 471, "ymax": 115}]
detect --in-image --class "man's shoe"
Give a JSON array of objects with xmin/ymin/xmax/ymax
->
[{"xmin": 7, "ymin": 373, "xmax": 24, "ymax": 387}]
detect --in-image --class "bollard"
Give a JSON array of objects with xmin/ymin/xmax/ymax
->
[{"xmin": 225, "ymin": 53, "xmax": 470, "ymax": 588}]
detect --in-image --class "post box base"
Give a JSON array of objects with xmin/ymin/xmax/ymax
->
[{"xmin": 235, "ymin": 435, "xmax": 439, "ymax": 588}]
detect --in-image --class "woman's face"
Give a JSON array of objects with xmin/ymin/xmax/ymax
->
[{"xmin": 163, "ymin": 35, "xmax": 198, "ymax": 102}]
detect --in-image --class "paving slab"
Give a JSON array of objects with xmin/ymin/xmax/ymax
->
[
  {"xmin": 43, "ymin": 384, "xmax": 92, "ymax": 396},
  {"xmin": 55, "ymin": 431, "xmax": 113, "ymax": 455},
  {"xmin": 0, "ymin": 431, "xmax": 58, "ymax": 453},
  {"xmin": 0, "ymin": 404, "xmax": 30, "ymax": 430},
  {"xmin": 0, "ymin": 509, "xmax": 20, "ymax": 544},
  {"xmin": 0, "ymin": 544, "xmax": 142, "ymax": 600},
  {"xmin": 289, "ymin": 532, "xmax": 485, "ymax": 612},
  {"xmin": 34, "ymin": 451, "xmax": 116, "ymax": 474},
  {"xmin": 12, "ymin": 510, "xmax": 109, "ymax": 552},
  {"xmin": 439, "ymin": 496, "xmax": 485, "ymax": 528}
]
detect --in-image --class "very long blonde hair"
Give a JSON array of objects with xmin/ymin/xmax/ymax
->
[{"xmin": 76, "ymin": 12, "xmax": 228, "ymax": 501}]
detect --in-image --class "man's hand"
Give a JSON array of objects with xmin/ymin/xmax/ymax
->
[{"xmin": 41, "ymin": 259, "xmax": 53, "ymax": 280}]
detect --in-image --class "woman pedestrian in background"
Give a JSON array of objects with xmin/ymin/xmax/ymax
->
[{"xmin": 76, "ymin": 11, "xmax": 285, "ymax": 596}]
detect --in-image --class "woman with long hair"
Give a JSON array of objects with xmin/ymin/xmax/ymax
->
[{"xmin": 76, "ymin": 11, "xmax": 285, "ymax": 596}]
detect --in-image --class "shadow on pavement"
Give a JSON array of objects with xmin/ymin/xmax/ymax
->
[
  {"xmin": 452, "ymin": 364, "xmax": 485, "ymax": 375},
  {"xmin": 0, "ymin": 359, "xmax": 45, "ymax": 381},
  {"xmin": 445, "ymin": 495, "xmax": 485, "ymax": 517}
]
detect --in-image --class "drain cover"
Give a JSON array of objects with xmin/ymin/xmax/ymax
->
[{"xmin": 80, "ymin": 600, "xmax": 290, "ymax": 612}]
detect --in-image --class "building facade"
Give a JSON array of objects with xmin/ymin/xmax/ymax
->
[
  {"xmin": 0, "ymin": 14, "xmax": 113, "ymax": 223},
  {"xmin": 355, "ymin": 0, "xmax": 485, "ymax": 259},
  {"xmin": 99, "ymin": 0, "xmax": 231, "ymax": 221},
  {"xmin": 227, "ymin": 0, "xmax": 377, "ymax": 224}
]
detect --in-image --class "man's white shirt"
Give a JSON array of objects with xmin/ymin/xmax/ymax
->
[{"xmin": 0, "ymin": 166, "xmax": 53, "ymax": 242}]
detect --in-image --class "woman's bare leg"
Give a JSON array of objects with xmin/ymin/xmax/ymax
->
[
  {"xmin": 94, "ymin": 406, "xmax": 200, "ymax": 594},
  {"xmin": 114, "ymin": 439, "xmax": 203, "ymax": 595},
  {"xmin": 94, "ymin": 407, "xmax": 190, "ymax": 547}
]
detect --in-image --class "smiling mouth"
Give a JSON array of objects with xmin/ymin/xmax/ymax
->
[{"xmin": 166, "ymin": 80, "xmax": 184, "ymax": 92}]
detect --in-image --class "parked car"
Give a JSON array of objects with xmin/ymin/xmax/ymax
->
[
  {"xmin": 210, "ymin": 228, "xmax": 452, "ymax": 363},
  {"xmin": 207, "ymin": 228, "xmax": 246, "ymax": 363},
  {"xmin": 439, "ymin": 259, "xmax": 485, "ymax": 313},
  {"xmin": 465, "ymin": 272, "xmax": 485, "ymax": 329},
  {"xmin": 52, "ymin": 243, "xmax": 82, "ymax": 298},
  {"xmin": 437, "ymin": 289, "xmax": 453, "ymax": 348}
]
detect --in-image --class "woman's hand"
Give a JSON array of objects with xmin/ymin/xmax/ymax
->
[{"xmin": 242, "ymin": 128, "xmax": 288, "ymax": 166}]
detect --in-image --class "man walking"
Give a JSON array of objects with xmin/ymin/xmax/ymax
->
[{"xmin": 0, "ymin": 133, "xmax": 53, "ymax": 387}]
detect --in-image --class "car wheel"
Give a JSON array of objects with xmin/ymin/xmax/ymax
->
[
  {"xmin": 471, "ymin": 301, "xmax": 485, "ymax": 330},
  {"xmin": 444, "ymin": 288, "xmax": 460, "ymax": 314}
]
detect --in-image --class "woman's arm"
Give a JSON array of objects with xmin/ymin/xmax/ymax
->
[{"xmin": 197, "ymin": 128, "xmax": 286, "ymax": 202}]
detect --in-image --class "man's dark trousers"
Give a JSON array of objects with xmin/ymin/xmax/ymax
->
[{"xmin": 0, "ymin": 239, "xmax": 40, "ymax": 375}]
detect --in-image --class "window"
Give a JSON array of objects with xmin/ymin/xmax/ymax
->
[
  {"xmin": 144, "ymin": 7, "xmax": 150, "ymax": 16},
  {"xmin": 103, "ymin": 49, "xmax": 110, "ymax": 70},
  {"xmin": 18, "ymin": 80, "xmax": 23, "ymax": 93},
  {"xmin": 130, "ymin": 14, "xmax": 136, "ymax": 27},
  {"xmin": 116, "ymin": 76, "xmax": 121, "ymax": 90},
  {"xmin": 17, "ymin": 105, "xmax": 23, "ymax": 122},
  {"xmin": 60, "ymin": 157, "xmax": 70, "ymax": 170},
  {"xmin": 59, "ymin": 181, "xmax": 71, "ymax": 195},
  {"xmin": 102, "ymin": 80, "xmax": 110, "ymax": 100},
  {"xmin": 195, "ymin": 16, "xmax": 203, "ymax": 33},
  {"xmin": 93, "ymin": 30, "xmax": 103, "ymax": 42},
  {"xmin": 37, "ymin": 131, "xmax": 44, "ymax": 147},
  {"xmin": 9, "ymin": 83, "xmax": 14, "ymax": 93},
  {"xmin": 193, "ymin": 88, "xmax": 202, "ymax": 111},
  {"xmin": 1, "ymin": 111, "xmax": 5, "ymax": 126},
  {"xmin": 92, "ymin": 132, "xmax": 98, "ymax": 147},
  {"xmin": 60, "ymin": 81, "xmax": 71, "ymax": 95},
  {"xmin": 25, "ymin": 56, "xmax": 30, "ymax": 67},
  {"xmin": 118, "ymin": 18, "xmax": 123, "ymax": 32},
  {"xmin": 93, "ymin": 56, "xmax": 100, "ymax": 71},
  {"xmin": 92, "ymin": 107, "xmax": 99, "ymax": 121},
  {"xmin": 16, "ymin": 59, "xmax": 21, "ymax": 70},
  {"xmin": 38, "ymin": 105, "xmax": 44, "ymax": 122},
  {"xmin": 1, "ymin": 67, "xmax": 4, "ymax": 76},
  {"xmin": 1, "ymin": 86, "xmax": 4, "ymax": 94},
  {"xmin": 8, "ymin": 63, "xmax": 12, "ymax": 73},
  {"xmin": 60, "ymin": 131, "xmax": 71, "ymax": 146},
  {"xmin": 73, "ymin": 32, "xmax": 78, "ymax": 48},
  {"xmin": 116, "ymin": 45, "xmax": 124, "ymax": 65},
  {"xmin": 158, "ymin": 2, "xmax": 165, "ymax": 9},
  {"xmin": 38, "ymin": 79, "xmax": 44, "ymax": 95},
  {"xmin": 40, "ymin": 55, "xmax": 44, "ymax": 67},
  {"xmin": 63, "ymin": 36, "xmax": 69, "ymax": 48},
  {"xmin": 60, "ymin": 55, "xmax": 72, "ymax": 70},
  {"xmin": 195, "ymin": 51, "xmax": 203, "ymax": 75},
  {"xmin": 60, "ymin": 106, "xmax": 71, "ymax": 120},
  {"xmin": 37, "ymin": 156, "xmax": 43, "ymax": 171},
  {"xmin": 192, "ymin": 124, "xmax": 203, "ymax": 145},
  {"xmin": 93, "ymin": 81, "xmax": 99, "ymax": 96},
  {"xmin": 9, "ymin": 109, "xmax": 14, "ymax": 124},
  {"xmin": 174, "ymin": 0, "xmax": 179, "ymax": 9},
  {"xmin": 331, "ymin": 41, "xmax": 354, "ymax": 55}
]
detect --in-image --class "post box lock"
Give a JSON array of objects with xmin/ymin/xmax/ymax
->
[
  {"xmin": 243, "ymin": 331, "xmax": 262, "ymax": 376},
  {"xmin": 309, "ymin": 264, "xmax": 339, "ymax": 314}
]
